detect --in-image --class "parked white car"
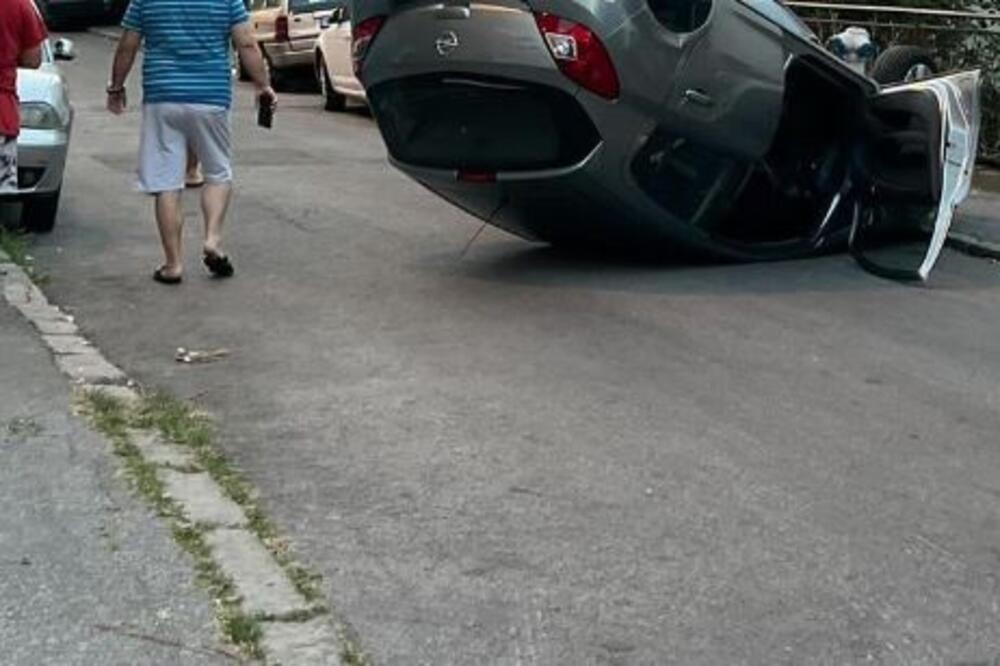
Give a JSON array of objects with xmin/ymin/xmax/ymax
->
[
  {"xmin": 240, "ymin": 0, "xmax": 336, "ymax": 90},
  {"xmin": 314, "ymin": 4, "xmax": 365, "ymax": 111},
  {"xmin": 5, "ymin": 39, "xmax": 75, "ymax": 233}
]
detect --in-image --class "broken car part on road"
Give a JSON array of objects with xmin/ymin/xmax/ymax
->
[{"xmin": 352, "ymin": 0, "xmax": 983, "ymax": 282}]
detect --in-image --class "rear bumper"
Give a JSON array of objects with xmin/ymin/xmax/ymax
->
[
  {"xmin": 1, "ymin": 129, "xmax": 70, "ymax": 198},
  {"xmin": 367, "ymin": 70, "xmax": 711, "ymax": 252},
  {"xmin": 40, "ymin": 0, "xmax": 112, "ymax": 22},
  {"xmin": 368, "ymin": 75, "xmax": 600, "ymax": 173},
  {"xmin": 263, "ymin": 40, "xmax": 317, "ymax": 70}
]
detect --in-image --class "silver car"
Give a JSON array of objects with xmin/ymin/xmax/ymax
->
[
  {"xmin": 5, "ymin": 39, "xmax": 75, "ymax": 233},
  {"xmin": 352, "ymin": 0, "xmax": 982, "ymax": 281}
]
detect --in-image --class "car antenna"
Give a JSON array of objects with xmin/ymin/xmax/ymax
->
[{"xmin": 458, "ymin": 222, "xmax": 488, "ymax": 261}]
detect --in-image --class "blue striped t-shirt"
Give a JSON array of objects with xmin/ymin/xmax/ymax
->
[{"xmin": 121, "ymin": 0, "xmax": 248, "ymax": 108}]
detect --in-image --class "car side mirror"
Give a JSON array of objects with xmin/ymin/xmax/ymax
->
[{"xmin": 53, "ymin": 38, "xmax": 76, "ymax": 61}]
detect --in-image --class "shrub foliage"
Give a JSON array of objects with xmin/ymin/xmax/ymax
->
[{"xmin": 794, "ymin": 0, "xmax": 1000, "ymax": 163}]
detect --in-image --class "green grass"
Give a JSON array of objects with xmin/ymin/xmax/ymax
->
[
  {"xmin": 0, "ymin": 227, "xmax": 29, "ymax": 266},
  {"xmin": 339, "ymin": 632, "xmax": 372, "ymax": 666},
  {"xmin": 0, "ymin": 227, "xmax": 48, "ymax": 284},
  {"xmin": 77, "ymin": 388, "xmax": 340, "ymax": 660},
  {"xmin": 130, "ymin": 392, "xmax": 327, "ymax": 603},
  {"xmin": 78, "ymin": 391, "xmax": 264, "ymax": 659}
]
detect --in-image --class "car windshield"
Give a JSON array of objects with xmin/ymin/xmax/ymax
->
[{"xmin": 289, "ymin": 0, "xmax": 338, "ymax": 12}]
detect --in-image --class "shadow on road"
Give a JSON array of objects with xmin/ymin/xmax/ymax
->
[{"xmin": 438, "ymin": 242, "xmax": 997, "ymax": 297}]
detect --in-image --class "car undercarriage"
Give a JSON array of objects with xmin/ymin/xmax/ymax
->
[{"xmin": 351, "ymin": 0, "xmax": 982, "ymax": 280}]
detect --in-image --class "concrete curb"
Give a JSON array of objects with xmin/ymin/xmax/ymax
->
[
  {"xmin": 0, "ymin": 248, "xmax": 351, "ymax": 665},
  {"xmin": 947, "ymin": 232, "xmax": 1000, "ymax": 261}
]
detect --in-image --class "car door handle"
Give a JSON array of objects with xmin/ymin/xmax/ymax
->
[{"xmin": 683, "ymin": 89, "xmax": 715, "ymax": 108}]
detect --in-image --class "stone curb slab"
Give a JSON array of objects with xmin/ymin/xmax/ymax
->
[
  {"xmin": 31, "ymin": 317, "xmax": 79, "ymax": 335},
  {"xmin": 204, "ymin": 529, "xmax": 310, "ymax": 618},
  {"xmin": 130, "ymin": 430, "xmax": 199, "ymax": 468},
  {"xmin": 84, "ymin": 385, "xmax": 142, "ymax": 405},
  {"xmin": 43, "ymin": 334, "xmax": 93, "ymax": 356},
  {"xmin": 54, "ymin": 352, "xmax": 127, "ymax": 384},
  {"xmin": 161, "ymin": 471, "xmax": 247, "ymax": 526},
  {"xmin": 948, "ymin": 232, "xmax": 1000, "ymax": 261},
  {"xmin": 262, "ymin": 617, "xmax": 344, "ymax": 666}
]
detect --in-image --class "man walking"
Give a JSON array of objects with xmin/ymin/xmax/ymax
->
[
  {"xmin": 107, "ymin": 0, "xmax": 275, "ymax": 283},
  {"xmin": 1, "ymin": 0, "xmax": 47, "ymax": 194}
]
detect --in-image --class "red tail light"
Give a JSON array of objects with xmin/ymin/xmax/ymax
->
[
  {"xmin": 457, "ymin": 169, "xmax": 497, "ymax": 184},
  {"xmin": 352, "ymin": 16, "xmax": 386, "ymax": 76},
  {"xmin": 275, "ymin": 15, "xmax": 289, "ymax": 42},
  {"xmin": 534, "ymin": 13, "xmax": 620, "ymax": 100}
]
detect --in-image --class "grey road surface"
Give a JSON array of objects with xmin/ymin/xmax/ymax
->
[
  {"xmin": 23, "ymin": 33, "xmax": 1000, "ymax": 664},
  {"xmin": 0, "ymin": 301, "xmax": 233, "ymax": 665}
]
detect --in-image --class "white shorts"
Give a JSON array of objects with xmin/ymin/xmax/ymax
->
[
  {"xmin": 0, "ymin": 136, "xmax": 16, "ymax": 194},
  {"xmin": 138, "ymin": 103, "xmax": 233, "ymax": 194}
]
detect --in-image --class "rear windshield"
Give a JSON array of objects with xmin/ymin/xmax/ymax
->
[{"xmin": 289, "ymin": 0, "xmax": 339, "ymax": 13}]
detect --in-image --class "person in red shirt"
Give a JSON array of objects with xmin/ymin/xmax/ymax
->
[{"xmin": 0, "ymin": 0, "xmax": 47, "ymax": 193}]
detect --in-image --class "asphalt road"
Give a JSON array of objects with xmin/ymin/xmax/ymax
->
[{"xmin": 25, "ymin": 33, "xmax": 1000, "ymax": 665}]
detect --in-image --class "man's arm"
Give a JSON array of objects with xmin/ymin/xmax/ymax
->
[
  {"xmin": 16, "ymin": 0, "xmax": 47, "ymax": 69},
  {"xmin": 17, "ymin": 45, "xmax": 42, "ymax": 69},
  {"xmin": 107, "ymin": 30, "xmax": 142, "ymax": 114},
  {"xmin": 110, "ymin": 30, "xmax": 141, "ymax": 91},
  {"xmin": 231, "ymin": 23, "xmax": 276, "ymax": 104}
]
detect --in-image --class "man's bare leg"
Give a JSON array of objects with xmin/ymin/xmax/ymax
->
[
  {"xmin": 185, "ymin": 148, "xmax": 204, "ymax": 188},
  {"xmin": 201, "ymin": 183, "xmax": 232, "ymax": 257},
  {"xmin": 155, "ymin": 190, "xmax": 184, "ymax": 278}
]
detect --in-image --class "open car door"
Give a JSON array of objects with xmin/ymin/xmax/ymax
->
[{"xmin": 849, "ymin": 70, "xmax": 982, "ymax": 281}]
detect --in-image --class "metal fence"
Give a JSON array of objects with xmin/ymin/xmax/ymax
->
[{"xmin": 786, "ymin": 1, "xmax": 1000, "ymax": 163}]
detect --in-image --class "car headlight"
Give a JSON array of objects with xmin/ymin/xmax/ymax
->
[{"xmin": 19, "ymin": 102, "xmax": 65, "ymax": 130}]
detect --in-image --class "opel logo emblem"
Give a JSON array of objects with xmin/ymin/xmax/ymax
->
[{"xmin": 436, "ymin": 31, "xmax": 460, "ymax": 57}]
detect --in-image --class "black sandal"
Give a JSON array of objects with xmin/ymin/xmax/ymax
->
[
  {"xmin": 153, "ymin": 267, "xmax": 183, "ymax": 284},
  {"xmin": 203, "ymin": 251, "xmax": 235, "ymax": 278}
]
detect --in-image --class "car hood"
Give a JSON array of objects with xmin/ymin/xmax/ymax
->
[
  {"xmin": 16, "ymin": 65, "xmax": 72, "ymax": 127},
  {"xmin": 17, "ymin": 66, "xmax": 66, "ymax": 105}
]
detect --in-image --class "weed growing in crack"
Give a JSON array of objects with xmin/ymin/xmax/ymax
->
[
  {"xmin": 77, "ymin": 389, "xmax": 339, "ymax": 660},
  {"xmin": 77, "ymin": 391, "xmax": 264, "ymax": 660},
  {"xmin": 133, "ymin": 391, "xmax": 327, "ymax": 604},
  {"xmin": 0, "ymin": 228, "xmax": 30, "ymax": 267},
  {"xmin": 220, "ymin": 610, "xmax": 264, "ymax": 656},
  {"xmin": 6, "ymin": 416, "xmax": 42, "ymax": 439},
  {"xmin": 0, "ymin": 228, "xmax": 49, "ymax": 284},
  {"xmin": 340, "ymin": 633, "xmax": 372, "ymax": 666}
]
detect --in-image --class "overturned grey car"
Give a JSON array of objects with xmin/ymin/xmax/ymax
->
[{"xmin": 351, "ymin": 0, "xmax": 981, "ymax": 280}]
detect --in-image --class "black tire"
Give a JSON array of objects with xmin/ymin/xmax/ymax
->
[
  {"xmin": 318, "ymin": 58, "xmax": 346, "ymax": 112},
  {"xmin": 21, "ymin": 188, "xmax": 61, "ymax": 234},
  {"xmin": 263, "ymin": 53, "xmax": 290, "ymax": 92},
  {"xmin": 870, "ymin": 45, "xmax": 936, "ymax": 85}
]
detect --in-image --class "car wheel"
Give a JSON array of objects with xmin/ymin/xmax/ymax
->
[
  {"xmin": 318, "ymin": 59, "xmax": 346, "ymax": 112},
  {"xmin": 870, "ymin": 45, "xmax": 936, "ymax": 84},
  {"xmin": 21, "ymin": 188, "xmax": 61, "ymax": 234}
]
